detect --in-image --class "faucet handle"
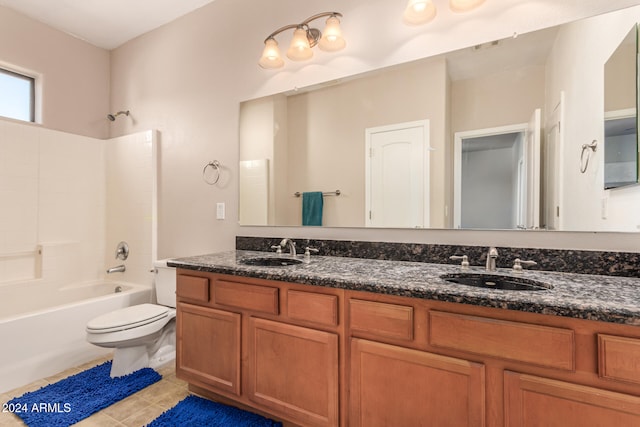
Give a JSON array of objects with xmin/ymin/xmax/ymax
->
[
  {"xmin": 512, "ymin": 258, "xmax": 537, "ymax": 273},
  {"xmin": 304, "ymin": 247, "xmax": 319, "ymax": 257},
  {"xmin": 270, "ymin": 244, "xmax": 282, "ymax": 255},
  {"xmin": 115, "ymin": 241, "xmax": 129, "ymax": 260},
  {"xmin": 449, "ymin": 255, "xmax": 469, "ymax": 270}
]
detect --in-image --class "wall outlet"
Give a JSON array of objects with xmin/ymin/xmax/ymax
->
[
  {"xmin": 601, "ymin": 197, "xmax": 608, "ymax": 219},
  {"xmin": 216, "ymin": 202, "xmax": 225, "ymax": 220}
]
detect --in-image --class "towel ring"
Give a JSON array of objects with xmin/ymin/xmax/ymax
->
[
  {"xmin": 580, "ymin": 140, "xmax": 597, "ymax": 174},
  {"xmin": 203, "ymin": 160, "xmax": 221, "ymax": 185}
]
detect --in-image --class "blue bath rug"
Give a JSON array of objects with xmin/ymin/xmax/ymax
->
[
  {"xmin": 147, "ymin": 395, "xmax": 283, "ymax": 427},
  {"xmin": 7, "ymin": 361, "xmax": 161, "ymax": 427}
]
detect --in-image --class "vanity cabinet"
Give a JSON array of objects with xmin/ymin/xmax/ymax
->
[
  {"xmin": 345, "ymin": 291, "xmax": 640, "ymax": 427},
  {"xmin": 176, "ymin": 268, "xmax": 640, "ymax": 426},
  {"xmin": 175, "ymin": 271, "xmax": 342, "ymax": 427}
]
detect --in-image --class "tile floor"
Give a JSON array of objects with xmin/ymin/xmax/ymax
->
[{"xmin": 0, "ymin": 356, "xmax": 189, "ymax": 427}]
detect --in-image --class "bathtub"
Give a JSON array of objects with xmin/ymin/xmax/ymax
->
[{"xmin": 0, "ymin": 280, "xmax": 151, "ymax": 393}]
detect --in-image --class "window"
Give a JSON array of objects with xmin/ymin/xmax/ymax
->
[{"xmin": 0, "ymin": 67, "xmax": 35, "ymax": 122}]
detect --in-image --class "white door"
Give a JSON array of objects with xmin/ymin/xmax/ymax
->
[
  {"xmin": 453, "ymin": 110, "xmax": 541, "ymax": 230},
  {"xmin": 544, "ymin": 94, "xmax": 564, "ymax": 230},
  {"xmin": 454, "ymin": 126, "xmax": 524, "ymax": 229},
  {"xmin": 365, "ymin": 120, "xmax": 430, "ymax": 228},
  {"xmin": 525, "ymin": 108, "xmax": 541, "ymax": 229}
]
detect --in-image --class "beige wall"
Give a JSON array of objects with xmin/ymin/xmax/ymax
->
[
  {"xmin": 451, "ymin": 64, "xmax": 546, "ymax": 133},
  {"xmin": 0, "ymin": 6, "xmax": 110, "ymax": 138},
  {"xmin": 5, "ymin": 1, "xmax": 638, "ymax": 264},
  {"xmin": 604, "ymin": 35, "xmax": 637, "ymax": 112},
  {"xmin": 281, "ymin": 57, "xmax": 448, "ymax": 228},
  {"xmin": 101, "ymin": 0, "xmax": 640, "ymax": 255}
]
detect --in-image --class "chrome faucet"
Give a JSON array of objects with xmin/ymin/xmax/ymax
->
[
  {"xmin": 279, "ymin": 238, "xmax": 297, "ymax": 258},
  {"xmin": 485, "ymin": 247, "xmax": 498, "ymax": 271},
  {"xmin": 106, "ymin": 264, "xmax": 126, "ymax": 274}
]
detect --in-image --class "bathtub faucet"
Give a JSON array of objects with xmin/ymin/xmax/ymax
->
[{"xmin": 106, "ymin": 265, "xmax": 126, "ymax": 274}]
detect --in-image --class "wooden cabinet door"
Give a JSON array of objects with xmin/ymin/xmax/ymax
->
[
  {"xmin": 247, "ymin": 317, "xmax": 339, "ymax": 427},
  {"xmin": 176, "ymin": 302, "xmax": 241, "ymax": 396},
  {"xmin": 504, "ymin": 371, "xmax": 640, "ymax": 426},
  {"xmin": 350, "ymin": 338, "xmax": 485, "ymax": 427}
]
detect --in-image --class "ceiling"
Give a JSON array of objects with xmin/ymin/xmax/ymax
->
[{"xmin": 0, "ymin": 0, "xmax": 216, "ymax": 50}]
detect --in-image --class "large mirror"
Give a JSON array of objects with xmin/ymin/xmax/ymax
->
[{"xmin": 239, "ymin": 6, "xmax": 640, "ymax": 232}]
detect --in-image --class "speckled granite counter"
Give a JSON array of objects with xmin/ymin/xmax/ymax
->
[{"xmin": 168, "ymin": 250, "xmax": 640, "ymax": 326}]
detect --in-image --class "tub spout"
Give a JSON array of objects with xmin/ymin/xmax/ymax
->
[{"xmin": 107, "ymin": 265, "xmax": 126, "ymax": 274}]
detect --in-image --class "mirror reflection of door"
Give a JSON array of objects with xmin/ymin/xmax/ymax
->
[
  {"xmin": 543, "ymin": 94, "xmax": 564, "ymax": 230},
  {"xmin": 365, "ymin": 120, "xmax": 430, "ymax": 228},
  {"xmin": 604, "ymin": 110, "xmax": 637, "ymax": 189},
  {"xmin": 454, "ymin": 109, "xmax": 541, "ymax": 229},
  {"xmin": 604, "ymin": 24, "xmax": 638, "ymax": 190}
]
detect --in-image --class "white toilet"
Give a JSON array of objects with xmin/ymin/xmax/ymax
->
[{"xmin": 86, "ymin": 260, "xmax": 177, "ymax": 377}]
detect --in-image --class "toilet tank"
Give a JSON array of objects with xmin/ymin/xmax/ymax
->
[{"xmin": 154, "ymin": 260, "xmax": 176, "ymax": 307}]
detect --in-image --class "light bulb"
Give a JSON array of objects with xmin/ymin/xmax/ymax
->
[
  {"xmin": 258, "ymin": 38, "xmax": 284, "ymax": 69},
  {"xmin": 403, "ymin": 0, "xmax": 436, "ymax": 25},
  {"xmin": 287, "ymin": 27, "xmax": 313, "ymax": 61},
  {"xmin": 450, "ymin": 0, "xmax": 485, "ymax": 12},
  {"xmin": 318, "ymin": 15, "xmax": 346, "ymax": 52}
]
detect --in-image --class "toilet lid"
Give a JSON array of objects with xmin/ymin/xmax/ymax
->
[{"xmin": 87, "ymin": 303, "xmax": 171, "ymax": 333}]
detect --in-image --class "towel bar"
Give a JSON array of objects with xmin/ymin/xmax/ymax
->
[{"xmin": 294, "ymin": 190, "xmax": 341, "ymax": 197}]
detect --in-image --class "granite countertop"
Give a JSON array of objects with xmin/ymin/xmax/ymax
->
[{"xmin": 168, "ymin": 250, "xmax": 640, "ymax": 326}]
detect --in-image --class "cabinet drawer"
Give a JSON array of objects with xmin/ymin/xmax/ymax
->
[
  {"xmin": 214, "ymin": 279, "xmax": 279, "ymax": 314},
  {"xmin": 287, "ymin": 290, "xmax": 338, "ymax": 327},
  {"xmin": 598, "ymin": 334, "xmax": 640, "ymax": 385},
  {"xmin": 176, "ymin": 275, "xmax": 209, "ymax": 302},
  {"xmin": 350, "ymin": 299, "xmax": 414, "ymax": 341},
  {"xmin": 429, "ymin": 311, "xmax": 574, "ymax": 371}
]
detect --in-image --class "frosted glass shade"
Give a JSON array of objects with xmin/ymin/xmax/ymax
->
[
  {"xmin": 450, "ymin": 0, "xmax": 485, "ymax": 12},
  {"xmin": 287, "ymin": 28, "xmax": 313, "ymax": 61},
  {"xmin": 318, "ymin": 15, "xmax": 346, "ymax": 52},
  {"xmin": 258, "ymin": 38, "xmax": 284, "ymax": 69},
  {"xmin": 403, "ymin": 0, "xmax": 437, "ymax": 25}
]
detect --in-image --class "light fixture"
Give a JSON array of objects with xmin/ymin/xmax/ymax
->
[
  {"xmin": 259, "ymin": 12, "xmax": 345, "ymax": 69},
  {"xmin": 403, "ymin": 0, "xmax": 486, "ymax": 26}
]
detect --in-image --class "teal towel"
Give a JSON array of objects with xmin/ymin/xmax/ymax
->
[{"xmin": 302, "ymin": 192, "xmax": 323, "ymax": 226}]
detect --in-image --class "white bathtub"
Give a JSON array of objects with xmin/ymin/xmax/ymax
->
[{"xmin": 0, "ymin": 280, "xmax": 151, "ymax": 393}]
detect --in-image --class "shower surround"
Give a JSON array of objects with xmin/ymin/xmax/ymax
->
[
  {"xmin": 0, "ymin": 117, "xmax": 158, "ymax": 391},
  {"xmin": 0, "ymin": 118, "xmax": 157, "ymax": 285}
]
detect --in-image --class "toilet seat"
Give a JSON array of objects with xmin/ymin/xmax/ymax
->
[{"xmin": 87, "ymin": 303, "xmax": 171, "ymax": 334}]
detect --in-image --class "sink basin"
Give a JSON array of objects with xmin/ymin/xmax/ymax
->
[
  {"xmin": 440, "ymin": 273, "xmax": 552, "ymax": 291},
  {"xmin": 240, "ymin": 257, "xmax": 303, "ymax": 267}
]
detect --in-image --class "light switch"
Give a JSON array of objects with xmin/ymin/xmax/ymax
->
[{"xmin": 216, "ymin": 202, "xmax": 225, "ymax": 220}]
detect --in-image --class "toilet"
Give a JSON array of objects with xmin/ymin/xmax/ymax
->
[{"xmin": 86, "ymin": 260, "xmax": 177, "ymax": 377}]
